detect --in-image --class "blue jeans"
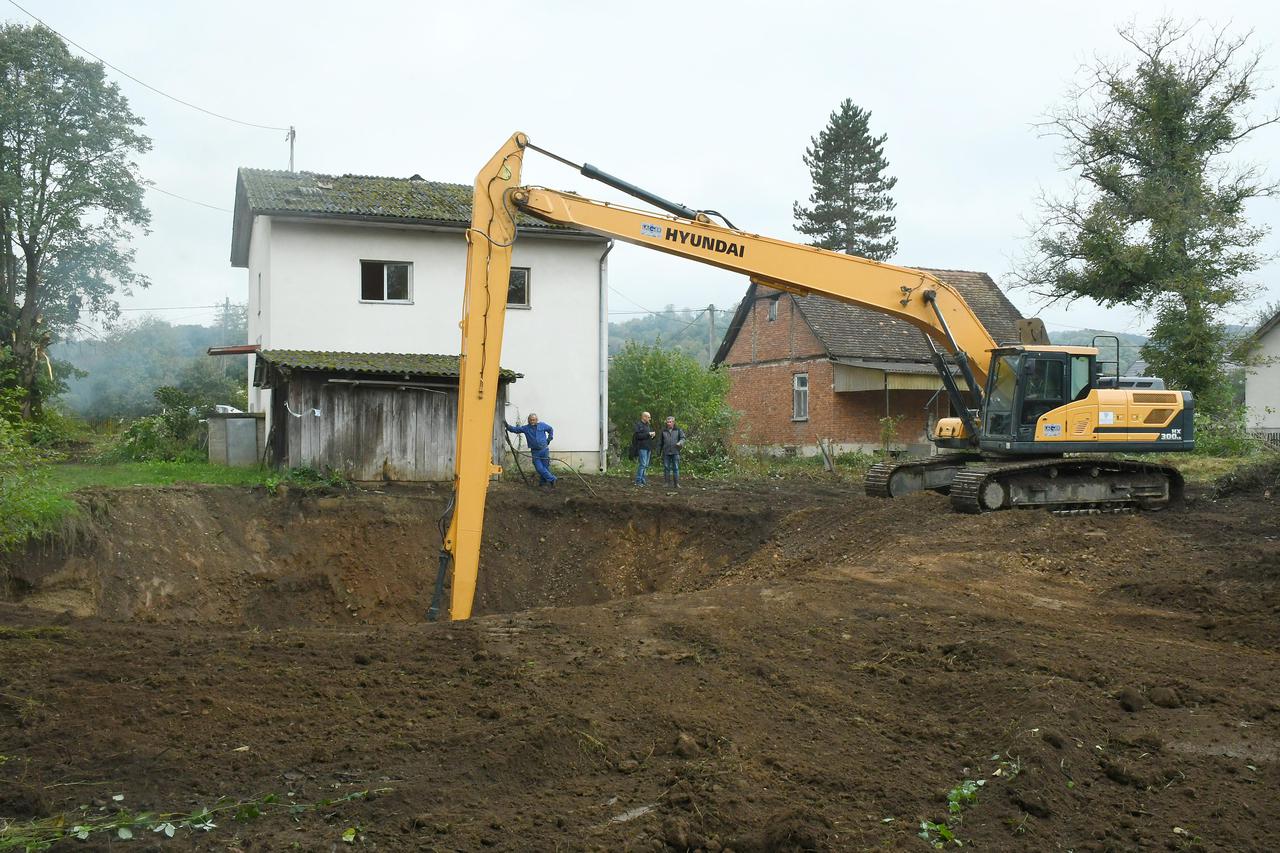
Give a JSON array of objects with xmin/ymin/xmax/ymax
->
[
  {"xmin": 662, "ymin": 452, "xmax": 679, "ymax": 479},
  {"xmin": 635, "ymin": 448, "xmax": 651, "ymax": 484},
  {"xmin": 531, "ymin": 451, "xmax": 556, "ymax": 484}
]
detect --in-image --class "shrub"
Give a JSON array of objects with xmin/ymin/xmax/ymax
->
[
  {"xmin": 1193, "ymin": 405, "xmax": 1267, "ymax": 457},
  {"xmin": 0, "ymin": 420, "xmax": 71, "ymax": 548},
  {"xmin": 97, "ymin": 386, "xmax": 206, "ymax": 463},
  {"xmin": 265, "ymin": 466, "xmax": 350, "ymax": 491}
]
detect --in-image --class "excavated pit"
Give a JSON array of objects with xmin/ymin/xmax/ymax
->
[{"xmin": 0, "ymin": 483, "xmax": 785, "ymax": 627}]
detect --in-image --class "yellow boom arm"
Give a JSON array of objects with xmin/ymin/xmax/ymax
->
[{"xmin": 435, "ymin": 132, "xmax": 1000, "ymax": 621}]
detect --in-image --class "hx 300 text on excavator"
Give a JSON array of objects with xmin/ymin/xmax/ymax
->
[{"xmin": 429, "ymin": 133, "xmax": 1193, "ymax": 621}]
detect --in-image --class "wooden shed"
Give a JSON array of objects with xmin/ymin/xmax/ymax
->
[{"xmin": 253, "ymin": 350, "xmax": 517, "ymax": 481}]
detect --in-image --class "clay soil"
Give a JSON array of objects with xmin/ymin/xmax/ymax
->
[{"xmin": 1, "ymin": 469, "xmax": 1277, "ymax": 851}]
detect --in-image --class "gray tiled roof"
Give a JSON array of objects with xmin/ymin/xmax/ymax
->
[
  {"xmin": 231, "ymin": 168, "xmax": 600, "ymax": 266},
  {"xmin": 256, "ymin": 350, "xmax": 519, "ymax": 382},
  {"xmin": 793, "ymin": 268, "xmax": 1024, "ymax": 363}
]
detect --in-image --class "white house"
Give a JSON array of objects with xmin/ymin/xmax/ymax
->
[
  {"xmin": 1245, "ymin": 307, "xmax": 1280, "ymax": 444},
  {"xmin": 229, "ymin": 168, "xmax": 612, "ymax": 473}
]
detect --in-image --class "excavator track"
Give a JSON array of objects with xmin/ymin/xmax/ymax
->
[
  {"xmin": 949, "ymin": 457, "xmax": 1185, "ymax": 514},
  {"xmin": 864, "ymin": 454, "xmax": 983, "ymax": 498}
]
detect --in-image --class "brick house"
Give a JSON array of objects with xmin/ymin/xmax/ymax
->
[{"xmin": 713, "ymin": 270, "xmax": 1023, "ymax": 455}]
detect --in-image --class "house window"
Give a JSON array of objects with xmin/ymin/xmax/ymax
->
[
  {"xmin": 767, "ymin": 298, "xmax": 778, "ymax": 321},
  {"xmin": 360, "ymin": 260, "xmax": 412, "ymax": 302},
  {"xmin": 508, "ymin": 267, "xmax": 531, "ymax": 308},
  {"xmin": 792, "ymin": 372, "xmax": 809, "ymax": 420}
]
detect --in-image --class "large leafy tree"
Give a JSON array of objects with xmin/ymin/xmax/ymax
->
[
  {"xmin": 608, "ymin": 341, "xmax": 736, "ymax": 461},
  {"xmin": 0, "ymin": 24, "xmax": 150, "ymax": 418},
  {"xmin": 1019, "ymin": 20, "xmax": 1276, "ymax": 414},
  {"xmin": 793, "ymin": 99, "xmax": 899, "ymax": 260}
]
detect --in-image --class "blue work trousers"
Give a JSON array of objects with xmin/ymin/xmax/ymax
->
[
  {"xmin": 662, "ymin": 452, "xmax": 680, "ymax": 479},
  {"xmin": 532, "ymin": 451, "xmax": 556, "ymax": 484},
  {"xmin": 634, "ymin": 448, "xmax": 651, "ymax": 484}
]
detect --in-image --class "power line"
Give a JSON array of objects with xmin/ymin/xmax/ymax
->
[
  {"xmin": 6, "ymin": 0, "xmax": 291, "ymax": 132},
  {"xmin": 608, "ymin": 307, "xmax": 735, "ymax": 316},
  {"xmin": 118, "ymin": 303, "xmax": 223, "ymax": 312},
  {"xmin": 146, "ymin": 184, "xmax": 232, "ymax": 213},
  {"xmin": 607, "ymin": 285, "xmax": 658, "ymax": 317}
]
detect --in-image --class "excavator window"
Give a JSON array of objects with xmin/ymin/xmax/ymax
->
[
  {"xmin": 1070, "ymin": 355, "xmax": 1092, "ymax": 401},
  {"xmin": 984, "ymin": 355, "xmax": 1020, "ymax": 437},
  {"xmin": 1020, "ymin": 358, "xmax": 1066, "ymax": 426}
]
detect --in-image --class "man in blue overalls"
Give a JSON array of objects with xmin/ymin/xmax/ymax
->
[{"xmin": 507, "ymin": 413, "xmax": 556, "ymax": 488}]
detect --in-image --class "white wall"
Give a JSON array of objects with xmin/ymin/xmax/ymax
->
[
  {"xmin": 245, "ymin": 216, "xmax": 610, "ymax": 467},
  {"xmin": 1245, "ymin": 324, "xmax": 1280, "ymax": 431}
]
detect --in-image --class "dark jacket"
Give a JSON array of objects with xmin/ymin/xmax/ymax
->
[
  {"xmin": 631, "ymin": 420, "xmax": 656, "ymax": 455},
  {"xmin": 659, "ymin": 426, "xmax": 685, "ymax": 456}
]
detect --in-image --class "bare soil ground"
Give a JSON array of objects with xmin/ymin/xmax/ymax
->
[{"xmin": 1, "ymin": 466, "xmax": 1277, "ymax": 851}]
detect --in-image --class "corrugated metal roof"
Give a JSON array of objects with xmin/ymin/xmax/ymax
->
[
  {"xmin": 832, "ymin": 358, "xmax": 958, "ymax": 375},
  {"xmin": 256, "ymin": 350, "xmax": 519, "ymax": 381},
  {"xmin": 792, "ymin": 269, "xmax": 1024, "ymax": 361}
]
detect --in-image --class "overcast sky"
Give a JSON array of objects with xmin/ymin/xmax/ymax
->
[{"xmin": 9, "ymin": 0, "xmax": 1280, "ymax": 339}]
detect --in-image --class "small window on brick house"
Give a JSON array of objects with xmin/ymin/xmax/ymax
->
[
  {"xmin": 767, "ymin": 298, "xmax": 779, "ymax": 321},
  {"xmin": 792, "ymin": 372, "xmax": 809, "ymax": 421},
  {"xmin": 508, "ymin": 267, "xmax": 531, "ymax": 308},
  {"xmin": 360, "ymin": 261, "xmax": 412, "ymax": 302}
]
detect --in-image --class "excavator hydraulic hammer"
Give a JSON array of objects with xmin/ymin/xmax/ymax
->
[{"xmin": 430, "ymin": 133, "xmax": 527, "ymax": 622}]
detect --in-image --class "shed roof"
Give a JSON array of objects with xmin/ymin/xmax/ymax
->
[
  {"xmin": 255, "ymin": 350, "xmax": 519, "ymax": 382},
  {"xmin": 714, "ymin": 268, "xmax": 1024, "ymax": 365},
  {"xmin": 231, "ymin": 169, "xmax": 602, "ymax": 266}
]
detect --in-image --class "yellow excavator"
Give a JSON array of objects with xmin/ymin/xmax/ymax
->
[{"xmin": 428, "ymin": 133, "xmax": 1193, "ymax": 621}]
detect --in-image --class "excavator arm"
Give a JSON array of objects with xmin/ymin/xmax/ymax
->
[
  {"xmin": 431, "ymin": 132, "xmax": 1001, "ymax": 621},
  {"xmin": 509, "ymin": 186, "xmax": 999, "ymax": 384}
]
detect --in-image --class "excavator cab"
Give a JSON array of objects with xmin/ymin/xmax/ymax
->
[
  {"xmin": 975, "ymin": 345, "xmax": 1194, "ymax": 455},
  {"xmin": 981, "ymin": 347, "xmax": 1095, "ymax": 443}
]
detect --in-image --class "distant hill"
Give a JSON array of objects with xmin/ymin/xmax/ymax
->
[
  {"xmin": 1048, "ymin": 328, "xmax": 1148, "ymax": 374},
  {"xmin": 609, "ymin": 304, "xmax": 738, "ymax": 366}
]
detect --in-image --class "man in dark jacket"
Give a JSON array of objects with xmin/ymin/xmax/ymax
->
[
  {"xmin": 631, "ymin": 411, "xmax": 656, "ymax": 486},
  {"xmin": 659, "ymin": 416, "xmax": 685, "ymax": 489},
  {"xmin": 506, "ymin": 413, "xmax": 556, "ymax": 487}
]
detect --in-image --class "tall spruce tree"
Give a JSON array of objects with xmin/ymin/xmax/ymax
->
[
  {"xmin": 793, "ymin": 99, "xmax": 898, "ymax": 260},
  {"xmin": 1019, "ymin": 20, "xmax": 1276, "ymax": 415}
]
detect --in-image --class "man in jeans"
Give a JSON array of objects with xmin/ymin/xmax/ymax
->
[
  {"xmin": 631, "ymin": 411, "xmax": 656, "ymax": 486},
  {"xmin": 659, "ymin": 415, "xmax": 685, "ymax": 490}
]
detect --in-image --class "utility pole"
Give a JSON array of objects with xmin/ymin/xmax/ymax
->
[
  {"xmin": 707, "ymin": 303, "xmax": 716, "ymax": 365},
  {"xmin": 287, "ymin": 126, "xmax": 296, "ymax": 172},
  {"xmin": 222, "ymin": 296, "xmax": 231, "ymax": 377}
]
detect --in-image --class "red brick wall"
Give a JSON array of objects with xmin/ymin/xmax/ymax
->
[
  {"xmin": 722, "ymin": 288, "xmax": 826, "ymax": 367},
  {"xmin": 723, "ymin": 289, "xmax": 947, "ymax": 450}
]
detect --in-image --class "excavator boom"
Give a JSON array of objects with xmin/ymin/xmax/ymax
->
[
  {"xmin": 430, "ymin": 134, "xmax": 525, "ymax": 623},
  {"xmin": 511, "ymin": 187, "xmax": 999, "ymax": 385}
]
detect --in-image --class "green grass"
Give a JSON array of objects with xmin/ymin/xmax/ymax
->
[
  {"xmin": 1, "ymin": 462, "xmax": 274, "ymax": 550},
  {"xmin": 45, "ymin": 462, "xmax": 273, "ymax": 494},
  {"xmin": 1154, "ymin": 454, "xmax": 1262, "ymax": 484}
]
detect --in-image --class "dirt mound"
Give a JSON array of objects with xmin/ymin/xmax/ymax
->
[
  {"xmin": 1, "ymin": 475, "xmax": 1277, "ymax": 851},
  {"xmin": 1, "ymin": 482, "xmax": 788, "ymax": 627}
]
